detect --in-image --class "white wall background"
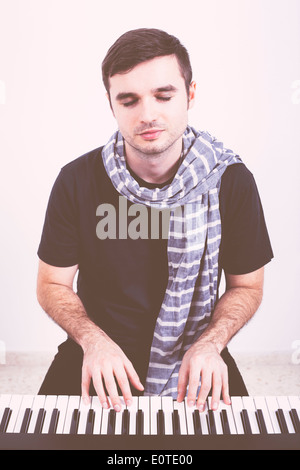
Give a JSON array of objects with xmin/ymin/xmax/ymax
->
[{"xmin": 0, "ymin": 0, "xmax": 299, "ymax": 353}]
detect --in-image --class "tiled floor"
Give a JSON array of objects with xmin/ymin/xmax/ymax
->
[{"xmin": 0, "ymin": 350, "xmax": 299, "ymax": 397}]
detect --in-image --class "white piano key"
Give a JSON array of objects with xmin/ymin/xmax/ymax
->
[
  {"xmin": 230, "ymin": 396, "xmax": 245, "ymax": 434},
  {"xmin": 265, "ymin": 396, "xmax": 281, "ymax": 433},
  {"xmin": 6, "ymin": 395, "xmax": 24, "ymax": 433},
  {"xmin": 162, "ymin": 396, "xmax": 173, "ymax": 435},
  {"xmin": 288, "ymin": 395, "xmax": 300, "ymax": 417},
  {"xmin": 91, "ymin": 396, "xmax": 103, "ymax": 435},
  {"xmin": 173, "ymin": 400, "xmax": 187, "ymax": 435},
  {"xmin": 219, "ymin": 400, "xmax": 237, "ymax": 434},
  {"xmin": 277, "ymin": 396, "xmax": 295, "ymax": 433},
  {"xmin": 62, "ymin": 395, "xmax": 80, "ymax": 434},
  {"xmin": 41, "ymin": 395, "xmax": 58, "ymax": 434},
  {"xmin": 13, "ymin": 395, "xmax": 35, "ymax": 433},
  {"xmin": 150, "ymin": 396, "xmax": 161, "ymax": 435},
  {"xmin": 54, "ymin": 395, "xmax": 70, "ymax": 434},
  {"xmin": 253, "ymin": 396, "xmax": 274, "ymax": 434},
  {"xmin": 0, "ymin": 394, "xmax": 12, "ymax": 424},
  {"xmin": 198, "ymin": 402, "xmax": 210, "ymax": 435},
  {"xmin": 127, "ymin": 396, "xmax": 138, "ymax": 435},
  {"xmin": 207, "ymin": 398, "xmax": 223, "ymax": 434},
  {"xmin": 242, "ymin": 397, "xmax": 260, "ymax": 434},
  {"xmin": 27, "ymin": 395, "xmax": 46, "ymax": 434},
  {"xmin": 77, "ymin": 397, "xmax": 92, "ymax": 435},
  {"xmin": 184, "ymin": 398, "xmax": 195, "ymax": 435},
  {"xmin": 100, "ymin": 398, "xmax": 111, "ymax": 434},
  {"xmin": 114, "ymin": 397, "xmax": 126, "ymax": 435},
  {"xmin": 138, "ymin": 396, "xmax": 150, "ymax": 435}
]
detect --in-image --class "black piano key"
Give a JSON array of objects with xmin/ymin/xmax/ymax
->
[
  {"xmin": 107, "ymin": 409, "xmax": 116, "ymax": 435},
  {"xmin": 255, "ymin": 409, "xmax": 268, "ymax": 435},
  {"xmin": 241, "ymin": 409, "xmax": 252, "ymax": 435},
  {"xmin": 136, "ymin": 409, "xmax": 144, "ymax": 435},
  {"xmin": 172, "ymin": 410, "xmax": 181, "ymax": 435},
  {"xmin": 20, "ymin": 408, "xmax": 32, "ymax": 434},
  {"xmin": 193, "ymin": 410, "xmax": 202, "ymax": 435},
  {"xmin": 290, "ymin": 409, "xmax": 300, "ymax": 434},
  {"xmin": 0, "ymin": 408, "xmax": 12, "ymax": 433},
  {"xmin": 121, "ymin": 409, "xmax": 129, "ymax": 435},
  {"xmin": 220, "ymin": 409, "xmax": 231, "ymax": 435},
  {"xmin": 48, "ymin": 408, "xmax": 60, "ymax": 435},
  {"xmin": 207, "ymin": 410, "xmax": 217, "ymax": 435},
  {"xmin": 157, "ymin": 409, "xmax": 165, "ymax": 435},
  {"xmin": 34, "ymin": 408, "xmax": 46, "ymax": 434},
  {"xmin": 276, "ymin": 409, "xmax": 289, "ymax": 434},
  {"xmin": 85, "ymin": 409, "xmax": 95, "ymax": 435},
  {"xmin": 69, "ymin": 409, "xmax": 80, "ymax": 435}
]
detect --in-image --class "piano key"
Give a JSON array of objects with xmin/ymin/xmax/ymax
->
[
  {"xmin": 184, "ymin": 398, "xmax": 195, "ymax": 435},
  {"xmin": 62, "ymin": 396, "xmax": 80, "ymax": 434},
  {"xmin": 127, "ymin": 396, "xmax": 138, "ymax": 435},
  {"xmin": 277, "ymin": 396, "xmax": 296, "ymax": 433},
  {"xmin": 107, "ymin": 409, "xmax": 116, "ymax": 435},
  {"xmin": 85, "ymin": 409, "xmax": 95, "ymax": 435},
  {"xmin": 138, "ymin": 396, "xmax": 150, "ymax": 435},
  {"xmin": 100, "ymin": 400, "xmax": 111, "ymax": 435},
  {"xmin": 0, "ymin": 407, "xmax": 12, "ymax": 433},
  {"xmin": 242, "ymin": 397, "xmax": 260, "ymax": 434},
  {"xmin": 173, "ymin": 400, "xmax": 187, "ymax": 435},
  {"xmin": 91, "ymin": 396, "xmax": 102, "ymax": 435},
  {"xmin": 69, "ymin": 409, "xmax": 80, "ymax": 435},
  {"xmin": 231, "ymin": 396, "xmax": 245, "ymax": 434},
  {"xmin": 48, "ymin": 409, "xmax": 59, "ymax": 435},
  {"xmin": 121, "ymin": 409, "xmax": 129, "ymax": 435},
  {"xmin": 114, "ymin": 397, "xmax": 126, "ymax": 435},
  {"xmin": 20, "ymin": 408, "xmax": 32, "ymax": 434},
  {"xmin": 27, "ymin": 395, "xmax": 46, "ymax": 434},
  {"xmin": 150, "ymin": 396, "xmax": 161, "ymax": 435},
  {"xmin": 41, "ymin": 395, "xmax": 58, "ymax": 434},
  {"xmin": 276, "ymin": 409, "xmax": 289, "ymax": 434},
  {"xmin": 54, "ymin": 395, "xmax": 69, "ymax": 434},
  {"xmin": 256, "ymin": 409, "xmax": 268, "ymax": 435},
  {"xmin": 157, "ymin": 409, "xmax": 165, "ymax": 435},
  {"xmin": 172, "ymin": 409, "xmax": 181, "ymax": 435},
  {"xmin": 241, "ymin": 409, "xmax": 252, "ymax": 435},
  {"xmin": 0, "ymin": 395, "xmax": 12, "ymax": 425},
  {"xmin": 136, "ymin": 409, "xmax": 144, "ymax": 435},
  {"xmin": 6, "ymin": 395, "xmax": 23, "ymax": 433},
  {"xmin": 207, "ymin": 410, "xmax": 217, "ymax": 435},
  {"xmin": 220, "ymin": 410, "xmax": 231, "ymax": 435},
  {"xmin": 161, "ymin": 397, "xmax": 173, "ymax": 435},
  {"xmin": 219, "ymin": 401, "xmax": 237, "ymax": 434},
  {"xmin": 207, "ymin": 398, "xmax": 223, "ymax": 435},
  {"xmin": 290, "ymin": 409, "xmax": 300, "ymax": 433},
  {"xmin": 13, "ymin": 395, "xmax": 34, "ymax": 433},
  {"xmin": 192, "ymin": 410, "xmax": 202, "ymax": 435},
  {"xmin": 265, "ymin": 396, "xmax": 281, "ymax": 433},
  {"xmin": 253, "ymin": 396, "xmax": 274, "ymax": 434},
  {"xmin": 77, "ymin": 397, "xmax": 92, "ymax": 435},
  {"xmin": 33, "ymin": 409, "xmax": 46, "ymax": 434}
]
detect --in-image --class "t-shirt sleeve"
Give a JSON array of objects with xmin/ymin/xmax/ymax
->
[
  {"xmin": 37, "ymin": 167, "xmax": 80, "ymax": 267},
  {"xmin": 219, "ymin": 163, "xmax": 274, "ymax": 275}
]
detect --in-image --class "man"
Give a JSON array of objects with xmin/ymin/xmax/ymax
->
[{"xmin": 37, "ymin": 28, "xmax": 273, "ymax": 414}]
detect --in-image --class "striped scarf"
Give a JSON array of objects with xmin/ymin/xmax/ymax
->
[{"xmin": 102, "ymin": 126, "xmax": 241, "ymax": 397}]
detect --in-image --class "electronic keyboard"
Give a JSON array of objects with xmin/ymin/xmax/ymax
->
[{"xmin": 0, "ymin": 394, "xmax": 299, "ymax": 449}]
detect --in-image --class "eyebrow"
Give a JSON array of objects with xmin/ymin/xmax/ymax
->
[{"xmin": 115, "ymin": 85, "xmax": 178, "ymax": 101}]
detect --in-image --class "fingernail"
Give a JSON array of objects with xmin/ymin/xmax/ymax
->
[
  {"xmin": 212, "ymin": 402, "xmax": 218, "ymax": 410},
  {"xmin": 114, "ymin": 404, "xmax": 121, "ymax": 412},
  {"xmin": 102, "ymin": 401, "xmax": 109, "ymax": 409},
  {"xmin": 198, "ymin": 403, "xmax": 204, "ymax": 412},
  {"xmin": 126, "ymin": 399, "xmax": 132, "ymax": 407}
]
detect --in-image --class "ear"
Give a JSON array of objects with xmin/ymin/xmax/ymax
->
[{"xmin": 188, "ymin": 81, "xmax": 196, "ymax": 110}]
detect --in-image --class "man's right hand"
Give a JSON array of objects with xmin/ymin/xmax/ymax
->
[{"xmin": 81, "ymin": 332, "xmax": 144, "ymax": 411}]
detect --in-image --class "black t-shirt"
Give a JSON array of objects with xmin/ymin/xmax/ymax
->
[{"xmin": 38, "ymin": 146, "xmax": 273, "ymax": 380}]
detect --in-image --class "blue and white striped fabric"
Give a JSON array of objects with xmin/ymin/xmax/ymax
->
[{"xmin": 102, "ymin": 126, "xmax": 241, "ymax": 397}]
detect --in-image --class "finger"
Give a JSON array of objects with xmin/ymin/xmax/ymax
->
[
  {"xmin": 81, "ymin": 366, "xmax": 92, "ymax": 405},
  {"xmin": 102, "ymin": 368, "xmax": 123, "ymax": 412},
  {"xmin": 186, "ymin": 366, "xmax": 201, "ymax": 407},
  {"xmin": 196, "ymin": 369, "xmax": 212, "ymax": 412},
  {"xmin": 177, "ymin": 365, "xmax": 189, "ymax": 402},
  {"xmin": 124, "ymin": 359, "xmax": 144, "ymax": 392},
  {"xmin": 210, "ymin": 371, "xmax": 223, "ymax": 410},
  {"xmin": 114, "ymin": 367, "xmax": 134, "ymax": 407},
  {"xmin": 91, "ymin": 370, "xmax": 109, "ymax": 409},
  {"xmin": 221, "ymin": 368, "xmax": 231, "ymax": 405}
]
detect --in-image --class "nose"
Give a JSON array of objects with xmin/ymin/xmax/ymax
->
[{"xmin": 139, "ymin": 97, "xmax": 158, "ymax": 124}]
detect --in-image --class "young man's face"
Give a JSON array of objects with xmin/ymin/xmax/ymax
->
[{"xmin": 108, "ymin": 55, "xmax": 196, "ymax": 159}]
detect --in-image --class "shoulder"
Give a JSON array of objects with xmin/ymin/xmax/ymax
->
[{"xmin": 60, "ymin": 146, "xmax": 104, "ymax": 178}]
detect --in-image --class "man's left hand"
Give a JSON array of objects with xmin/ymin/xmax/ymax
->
[{"xmin": 177, "ymin": 341, "xmax": 231, "ymax": 411}]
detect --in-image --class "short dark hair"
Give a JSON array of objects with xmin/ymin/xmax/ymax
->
[{"xmin": 102, "ymin": 28, "xmax": 193, "ymax": 95}]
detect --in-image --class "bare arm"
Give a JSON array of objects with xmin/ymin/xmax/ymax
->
[
  {"xmin": 177, "ymin": 266, "xmax": 264, "ymax": 410},
  {"xmin": 36, "ymin": 260, "xmax": 144, "ymax": 410}
]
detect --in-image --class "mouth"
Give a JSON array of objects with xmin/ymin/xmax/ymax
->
[{"xmin": 138, "ymin": 129, "xmax": 164, "ymax": 141}]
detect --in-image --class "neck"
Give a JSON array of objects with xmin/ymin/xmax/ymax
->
[{"xmin": 124, "ymin": 138, "xmax": 183, "ymax": 184}]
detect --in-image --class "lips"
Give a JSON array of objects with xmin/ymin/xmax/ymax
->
[{"xmin": 139, "ymin": 129, "xmax": 164, "ymax": 140}]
